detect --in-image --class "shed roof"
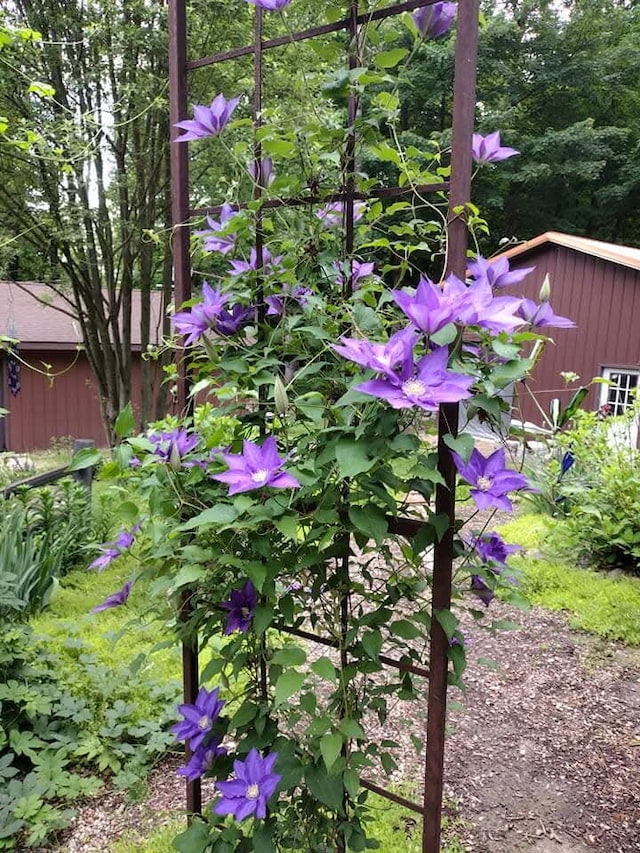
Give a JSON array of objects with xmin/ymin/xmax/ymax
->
[
  {"xmin": 0, "ymin": 282, "xmax": 165, "ymax": 350},
  {"xmin": 498, "ymin": 231, "xmax": 640, "ymax": 272}
]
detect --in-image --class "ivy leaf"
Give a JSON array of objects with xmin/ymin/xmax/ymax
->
[
  {"xmin": 320, "ymin": 732, "xmax": 343, "ymax": 772},
  {"xmin": 173, "ymin": 819, "xmax": 210, "ymax": 853},
  {"xmin": 274, "ymin": 671, "xmax": 305, "ymax": 707},
  {"xmin": 305, "ymin": 764, "xmax": 344, "ymax": 810},
  {"xmin": 374, "ymin": 48, "xmax": 408, "ymax": 69},
  {"xmin": 335, "ymin": 439, "xmax": 375, "ymax": 478},
  {"xmin": 272, "ymin": 646, "xmax": 307, "ymax": 667},
  {"xmin": 68, "ymin": 447, "xmax": 102, "ymax": 471},
  {"xmin": 361, "ymin": 629, "xmax": 382, "ymax": 661},
  {"xmin": 114, "ymin": 402, "xmax": 135, "ymax": 438},
  {"xmin": 390, "ymin": 619, "xmax": 421, "ymax": 640},
  {"xmin": 311, "ymin": 657, "xmax": 337, "ymax": 682},
  {"xmin": 338, "ymin": 718, "xmax": 365, "ymax": 740},
  {"xmin": 443, "ymin": 433, "xmax": 475, "ymax": 461},
  {"xmin": 435, "ymin": 609, "xmax": 458, "ymax": 640},
  {"xmin": 180, "ymin": 504, "xmax": 238, "ymax": 530},
  {"xmin": 348, "ymin": 505, "xmax": 388, "ymax": 544}
]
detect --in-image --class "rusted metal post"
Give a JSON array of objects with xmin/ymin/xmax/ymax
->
[
  {"xmin": 423, "ymin": 2, "xmax": 480, "ymax": 851},
  {"xmin": 168, "ymin": 0, "xmax": 201, "ymax": 818}
]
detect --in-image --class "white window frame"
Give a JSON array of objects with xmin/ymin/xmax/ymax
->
[{"xmin": 600, "ymin": 367, "xmax": 640, "ymax": 416}]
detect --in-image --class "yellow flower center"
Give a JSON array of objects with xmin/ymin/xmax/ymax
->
[
  {"xmin": 246, "ymin": 783, "xmax": 260, "ymax": 800},
  {"xmin": 402, "ymin": 379, "xmax": 426, "ymax": 397}
]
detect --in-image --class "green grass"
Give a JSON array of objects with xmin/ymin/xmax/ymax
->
[
  {"xmin": 500, "ymin": 514, "xmax": 640, "ymax": 646},
  {"xmin": 107, "ymin": 794, "xmax": 465, "ymax": 853}
]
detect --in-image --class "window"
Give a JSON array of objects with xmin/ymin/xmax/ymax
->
[{"xmin": 600, "ymin": 368, "xmax": 640, "ymax": 416}]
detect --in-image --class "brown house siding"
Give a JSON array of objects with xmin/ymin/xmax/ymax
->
[
  {"xmin": 506, "ymin": 246, "xmax": 640, "ymax": 427},
  {"xmin": 1, "ymin": 351, "xmax": 150, "ymax": 451}
]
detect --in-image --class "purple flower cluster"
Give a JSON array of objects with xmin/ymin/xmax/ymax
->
[
  {"xmin": 214, "ymin": 748, "xmax": 281, "ymax": 821},
  {"xmin": 174, "ymin": 94, "xmax": 240, "ymax": 142},
  {"xmin": 316, "ymin": 201, "xmax": 366, "ymax": 228},
  {"xmin": 172, "ymin": 686, "xmax": 227, "ymax": 781},
  {"xmin": 229, "ymin": 246, "xmax": 283, "ymax": 277},
  {"xmin": 472, "ymin": 131, "xmax": 519, "ymax": 165},
  {"xmin": 212, "ymin": 436, "xmax": 301, "ymax": 495},
  {"xmin": 265, "ymin": 284, "xmax": 312, "ymax": 317},
  {"xmin": 194, "ymin": 203, "xmax": 238, "ymax": 256},
  {"xmin": 89, "ymin": 526, "xmax": 138, "ymax": 572},
  {"xmin": 412, "ymin": 2, "xmax": 457, "ymax": 39},
  {"xmin": 91, "ymin": 580, "xmax": 134, "ymax": 613},
  {"xmin": 467, "ymin": 531, "xmax": 522, "ymax": 607},
  {"xmin": 246, "ymin": 0, "xmax": 291, "ymax": 9},
  {"xmin": 172, "ymin": 282, "xmax": 253, "ymax": 344},
  {"xmin": 452, "ymin": 447, "xmax": 532, "ymax": 512},
  {"xmin": 221, "ymin": 580, "xmax": 257, "ymax": 634}
]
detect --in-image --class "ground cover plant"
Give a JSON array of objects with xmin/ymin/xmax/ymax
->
[{"xmin": 69, "ymin": 2, "xmax": 586, "ymax": 850}]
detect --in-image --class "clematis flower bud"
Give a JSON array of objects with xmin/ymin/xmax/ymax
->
[
  {"xmin": 274, "ymin": 375, "xmax": 289, "ymax": 415},
  {"xmin": 538, "ymin": 274, "xmax": 551, "ymax": 303}
]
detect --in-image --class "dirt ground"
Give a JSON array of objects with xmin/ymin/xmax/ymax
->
[{"xmin": 52, "ymin": 599, "xmax": 640, "ymax": 852}]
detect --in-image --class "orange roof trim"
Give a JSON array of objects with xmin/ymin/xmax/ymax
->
[{"xmin": 497, "ymin": 231, "xmax": 640, "ymax": 272}]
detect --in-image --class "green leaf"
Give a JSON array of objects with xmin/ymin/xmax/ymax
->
[
  {"xmin": 244, "ymin": 561, "xmax": 267, "ymax": 592},
  {"xmin": 274, "ymin": 671, "xmax": 305, "ymax": 707},
  {"xmin": 443, "ymin": 433, "xmax": 475, "ymax": 461},
  {"xmin": 343, "ymin": 768, "xmax": 360, "ymax": 798},
  {"xmin": 490, "ymin": 358, "xmax": 533, "ymax": 386},
  {"xmin": 253, "ymin": 823, "xmax": 277, "ymax": 853},
  {"xmin": 274, "ymin": 514, "xmax": 299, "ymax": 540},
  {"xmin": 68, "ymin": 447, "xmax": 102, "ymax": 471},
  {"xmin": 338, "ymin": 718, "xmax": 365, "ymax": 740},
  {"xmin": 348, "ymin": 505, "xmax": 388, "ymax": 544},
  {"xmin": 361, "ymin": 629, "xmax": 382, "ymax": 661},
  {"xmin": 114, "ymin": 402, "xmax": 135, "ymax": 439},
  {"xmin": 180, "ymin": 504, "xmax": 238, "ymax": 530},
  {"xmin": 172, "ymin": 819, "xmax": 210, "ymax": 853},
  {"xmin": 230, "ymin": 700, "xmax": 259, "ymax": 729},
  {"xmin": 172, "ymin": 565, "xmax": 206, "ymax": 588},
  {"xmin": 429, "ymin": 512, "xmax": 450, "ymax": 542},
  {"xmin": 272, "ymin": 646, "xmax": 307, "ymax": 667},
  {"xmin": 320, "ymin": 732, "xmax": 343, "ymax": 772},
  {"xmin": 311, "ymin": 656, "xmax": 337, "ymax": 682},
  {"xmin": 335, "ymin": 439, "xmax": 375, "ymax": 478},
  {"xmin": 390, "ymin": 619, "xmax": 421, "ymax": 640},
  {"xmin": 435, "ymin": 609, "xmax": 458, "ymax": 640},
  {"xmin": 253, "ymin": 603, "xmax": 274, "ymax": 636},
  {"xmin": 374, "ymin": 48, "xmax": 408, "ymax": 69},
  {"xmin": 305, "ymin": 764, "xmax": 344, "ymax": 810}
]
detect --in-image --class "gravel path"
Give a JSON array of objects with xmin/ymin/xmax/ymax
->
[{"xmin": 49, "ymin": 599, "xmax": 640, "ymax": 852}]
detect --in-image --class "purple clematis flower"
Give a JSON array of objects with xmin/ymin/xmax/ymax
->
[
  {"xmin": 172, "ymin": 282, "xmax": 231, "ymax": 345},
  {"xmin": 265, "ymin": 285, "xmax": 312, "ymax": 317},
  {"xmin": 333, "ymin": 259, "xmax": 376, "ymax": 289},
  {"xmin": 355, "ymin": 345, "xmax": 475, "ymax": 411},
  {"xmin": 412, "ymin": 2, "xmax": 457, "ymax": 39},
  {"xmin": 177, "ymin": 740, "xmax": 227, "ymax": 782},
  {"xmin": 228, "ymin": 247, "xmax": 283, "ymax": 277},
  {"xmin": 471, "ymin": 575, "xmax": 495, "ymax": 607},
  {"xmin": 221, "ymin": 580, "xmax": 257, "ymax": 634},
  {"xmin": 212, "ymin": 435, "xmax": 301, "ymax": 495},
  {"xmin": 89, "ymin": 526, "xmax": 137, "ymax": 571},
  {"xmin": 467, "ymin": 255, "xmax": 535, "ymax": 290},
  {"xmin": 149, "ymin": 428, "xmax": 201, "ymax": 466},
  {"xmin": 216, "ymin": 304, "xmax": 256, "ymax": 336},
  {"xmin": 247, "ymin": 156, "xmax": 275, "ymax": 188},
  {"xmin": 472, "ymin": 131, "xmax": 519, "ymax": 165},
  {"xmin": 454, "ymin": 278, "xmax": 524, "ymax": 333},
  {"xmin": 171, "ymin": 686, "xmax": 225, "ymax": 752},
  {"xmin": 473, "ymin": 531, "xmax": 521, "ymax": 566},
  {"xmin": 174, "ymin": 94, "xmax": 240, "ymax": 142},
  {"xmin": 214, "ymin": 749, "xmax": 282, "ymax": 822},
  {"xmin": 246, "ymin": 0, "xmax": 291, "ymax": 9},
  {"xmin": 92, "ymin": 580, "xmax": 133, "ymax": 613},
  {"xmin": 392, "ymin": 275, "xmax": 466, "ymax": 337},
  {"xmin": 516, "ymin": 299, "xmax": 575, "ymax": 329},
  {"xmin": 316, "ymin": 201, "xmax": 366, "ymax": 227},
  {"xmin": 452, "ymin": 446, "xmax": 532, "ymax": 512},
  {"xmin": 194, "ymin": 204, "xmax": 238, "ymax": 255},
  {"xmin": 333, "ymin": 327, "xmax": 418, "ymax": 381}
]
